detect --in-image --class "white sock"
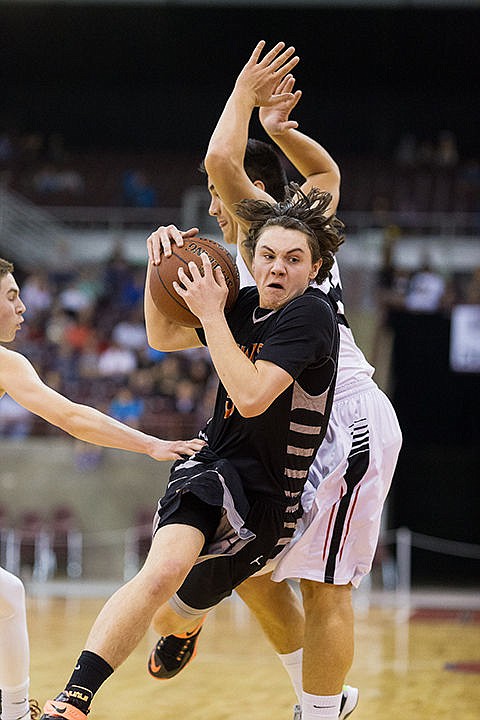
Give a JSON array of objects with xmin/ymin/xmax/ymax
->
[
  {"xmin": 302, "ymin": 690, "xmax": 342, "ymax": 719},
  {"xmin": 277, "ymin": 648, "xmax": 303, "ymax": 703},
  {"xmin": 0, "ymin": 570, "xmax": 31, "ymax": 720},
  {"xmin": 1, "ymin": 681, "xmax": 31, "ymax": 720}
]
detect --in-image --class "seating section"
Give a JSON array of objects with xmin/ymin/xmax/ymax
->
[{"xmin": 2, "ymin": 505, "xmax": 83, "ymax": 582}]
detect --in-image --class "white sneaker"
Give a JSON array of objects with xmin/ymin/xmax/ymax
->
[
  {"xmin": 293, "ymin": 704, "xmax": 302, "ymax": 720},
  {"xmin": 339, "ymin": 685, "xmax": 359, "ymax": 719},
  {"xmin": 291, "ymin": 686, "xmax": 359, "ymax": 719}
]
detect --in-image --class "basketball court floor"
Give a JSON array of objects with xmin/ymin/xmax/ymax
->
[{"xmin": 27, "ymin": 584, "xmax": 480, "ymax": 719}]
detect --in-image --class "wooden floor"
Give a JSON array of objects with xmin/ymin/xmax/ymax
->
[{"xmin": 27, "ymin": 590, "xmax": 480, "ymax": 720}]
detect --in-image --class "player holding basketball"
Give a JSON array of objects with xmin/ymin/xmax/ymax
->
[
  {"xmin": 39, "ymin": 158, "xmax": 345, "ymax": 717},
  {"xmin": 147, "ymin": 41, "xmax": 402, "ymax": 720},
  {"xmin": 0, "ymin": 257, "xmax": 204, "ymax": 720}
]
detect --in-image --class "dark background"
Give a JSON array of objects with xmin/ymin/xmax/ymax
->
[{"xmin": 1, "ymin": 3, "xmax": 479, "ymax": 159}]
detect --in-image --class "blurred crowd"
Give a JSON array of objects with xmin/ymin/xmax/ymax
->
[
  {"xmin": 1, "ymin": 127, "xmax": 479, "ymax": 446},
  {"xmin": 0, "ymin": 248, "xmax": 217, "ymax": 443},
  {"xmin": 1, "ymin": 128, "xmax": 480, "ymax": 219}
]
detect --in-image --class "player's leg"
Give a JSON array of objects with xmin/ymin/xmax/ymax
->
[
  {"xmin": 147, "ymin": 500, "xmax": 290, "ymax": 683},
  {"xmin": 0, "ymin": 567, "xmax": 37, "ymax": 720},
  {"xmin": 40, "ymin": 524, "xmax": 205, "ymax": 720},
  {"xmin": 236, "ymin": 572, "xmax": 305, "ymax": 703},
  {"xmin": 300, "ymin": 580, "xmax": 355, "ymax": 719},
  {"xmin": 148, "ymin": 601, "xmax": 208, "ymax": 679},
  {"xmin": 236, "ymin": 572, "xmax": 304, "ymax": 654}
]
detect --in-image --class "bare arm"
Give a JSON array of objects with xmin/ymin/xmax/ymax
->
[
  {"xmin": 204, "ymin": 41, "xmax": 299, "ymax": 229},
  {"xmin": 0, "ymin": 347, "xmax": 204, "ymax": 461},
  {"xmin": 174, "ymin": 254, "xmax": 293, "ymax": 417},
  {"xmin": 144, "ymin": 263, "xmax": 202, "ymax": 352},
  {"xmin": 144, "ymin": 225, "xmax": 203, "ymax": 352},
  {"xmin": 259, "ymin": 74, "xmax": 340, "ymax": 213}
]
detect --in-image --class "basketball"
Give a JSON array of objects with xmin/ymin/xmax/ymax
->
[{"xmin": 149, "ymin": 236, "xmax": 240, "ymax": 327}]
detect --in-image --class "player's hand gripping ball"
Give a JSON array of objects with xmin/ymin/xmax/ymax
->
[{"xmin": 149, "ymin": 236, "xmax": 240, "ymax": 327}]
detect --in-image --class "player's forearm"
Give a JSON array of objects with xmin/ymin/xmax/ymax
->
[
  {"xmin": 264, "ymin": 127, "xmax": 340, "ymax": 209},
  {"xmin": 52, "ymin": 402, "xmax": 157, "ymax": 456},
  {"xmin": 204, "ymin": 88, "xmax": 253, "ymax": 203},
  {"xmin": 144, "ymin": 264, "xmax": 197, "ymax": 351},
  {"xmin": 201, "ymin": 314, "xmax": 267, "ymax": 417}
]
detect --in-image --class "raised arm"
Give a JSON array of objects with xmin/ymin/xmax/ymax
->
[
  {"xmin": 259, "ymin": 74, "xmax": 340, "ymax": 213},
  {"xmin": 204, "ymin": 41, "xmax": 299, "ymax": 226},
  {"xmin": 0, "ymin": 347, "xmax": 204, "ymax": 461}
]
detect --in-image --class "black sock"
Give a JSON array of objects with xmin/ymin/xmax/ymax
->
[{"xmin": 61, "ymin": 651, "xmax": 114, "ymax": 713}]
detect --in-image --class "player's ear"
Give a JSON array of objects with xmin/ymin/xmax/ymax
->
[
  {"xmin": 309, "ymin": 259, "xmax": 322, "ymax": 281},
  {"xmin": 253, "ymin": 179, "xmax": 266, "ymax": 192}
]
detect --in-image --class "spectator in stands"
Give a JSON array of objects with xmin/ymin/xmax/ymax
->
[
  {"xmin": 20, "ymin": 272, "xmax": 53, "ymax": 320},
  {"xmin": 52, "ymin": 344, "xmax": 79, "ymax": 386},
  {"xmin": 371, "ymin": 225, "xmax": 408, "ymax": 387},
  {"xmin": 0, "ymin": 395, "xmax": 34, "ymax": 438},
  {"xmin": 63, "ymin": 309, "xmax": 96, "ymax": 352},
  {"xmin": 111, "ymin": 306, "xmax": 147, "ymax": 351},
  {"xmin": 97, "ymin": 340, "xmax": 137, "ymax": 378},
  {"xmin": 77, "ymin": 335, "xmax": 101, "ymax": 380},
  {"xmin": 32, "ymin": 163, "xmax": 84, "ymax": 196},
  {"xmin": 59, "ymin": 279, "xmax": 94, "ymax": 317},
  {"xmin": 45, "ymin": 306, "xmax": 73, "ymax": 346},
  {"xmin": 99, "ymin": 247, "xmax": 141, "ymax": 317},
  {"xmin": 435, "ymin": 130, "xmax": 459, "ymax": 168},
  {"xmin": 122, "ymin": 170, "xmax": 157, "ymax": 208},
  {"xmin": 153, "ymin": 354, "xmax": 182, "ymax": 400},
  {"xmin": 173, "ymin": 378, "xmax": 197, "ymax": 416},
  {"xmin": 108, "ymin": 387, "xmax": 144, "ymax": 429},
  {"xmin": 404, "ymin": 260, "xmax": 447, "ymax": 313}
]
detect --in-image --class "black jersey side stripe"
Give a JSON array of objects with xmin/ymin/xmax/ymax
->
[{"xmin": 324, "ymin": 419, "xmax": 370, "ymax": 583}]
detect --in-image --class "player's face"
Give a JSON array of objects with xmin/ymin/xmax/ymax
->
[
  {"xmin": 207, "ymin": 179, "xmax": 237, "ymax": 246},
  {"xmin": 0, "ymin": 273, "xmax": 26, "ymax": 342},
  {"xmin": 252, "ymin": 227, "xmax": 321, "ymax": 310}
]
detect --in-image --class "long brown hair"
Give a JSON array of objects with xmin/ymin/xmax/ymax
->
[{"xmin": 235, "ymin": 184, "xmax": 344, "ymax": 284}]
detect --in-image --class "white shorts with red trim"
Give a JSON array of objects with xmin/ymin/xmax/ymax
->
[{"xmin": 267, "ymin": 381, "xmax": 402, "ymax": 588}]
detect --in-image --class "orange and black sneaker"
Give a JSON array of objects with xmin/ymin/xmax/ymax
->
[
  {"xmin": 39, "ymin": 694, "xmax": 88, "ymax": 720},
  {"xmin": 148, "ymin": 617, "xmax": 206, "ymax": 679}
]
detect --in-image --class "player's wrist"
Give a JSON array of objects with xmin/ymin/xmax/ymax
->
[{"xmin": 232, "ymin": 83, "xmax": 257, "ymax": 108}]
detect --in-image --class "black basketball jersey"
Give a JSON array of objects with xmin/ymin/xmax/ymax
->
[{"xmin": 197, "ymin": 285, "xmax": 339, "ymax": 507}]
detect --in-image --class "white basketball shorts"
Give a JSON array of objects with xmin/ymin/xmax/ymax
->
[{"xmin": 269, "ymin": 381, "xmax": 402, "ymax": 587}]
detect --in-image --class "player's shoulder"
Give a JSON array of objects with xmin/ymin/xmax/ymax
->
[
  {"xmin": 287, "ymin": 286, "xmax": 333, "ymax": 315},
  {"xmin": 0, "ymin": 344, "xmax": 30, "ymax": 372}
]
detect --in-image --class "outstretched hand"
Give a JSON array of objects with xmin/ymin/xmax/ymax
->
[
  {"xmin": 260, "ymin": 74, "xmax": 302, "ymax": 136},
  {"xmin": 146, "ymin": 224, "xmax": 199, "ymax": 266},
  {"xmin": 235, "ymin": 40, "xmax": 300, "ymax": 108},
  {"xmin": 148, "ymin": 437, "xmax": 206, "ymax": 462}
]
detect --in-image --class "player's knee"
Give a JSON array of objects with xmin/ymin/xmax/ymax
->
[
  {"xmin": 300, "ymin": 579, "xmax": 352, "ymax": 614},
  {"xmin": 141, "ymin": 558, "xmax": 192, "ymax": 603},
  {"xmin": 0, "ymin": 568, "xmax": 26, "ymax": 618}
]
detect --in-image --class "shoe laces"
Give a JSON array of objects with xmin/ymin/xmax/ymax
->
[{"xmin": 157, "ymin": 633, "xmax": 196, "ymax": 665}]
